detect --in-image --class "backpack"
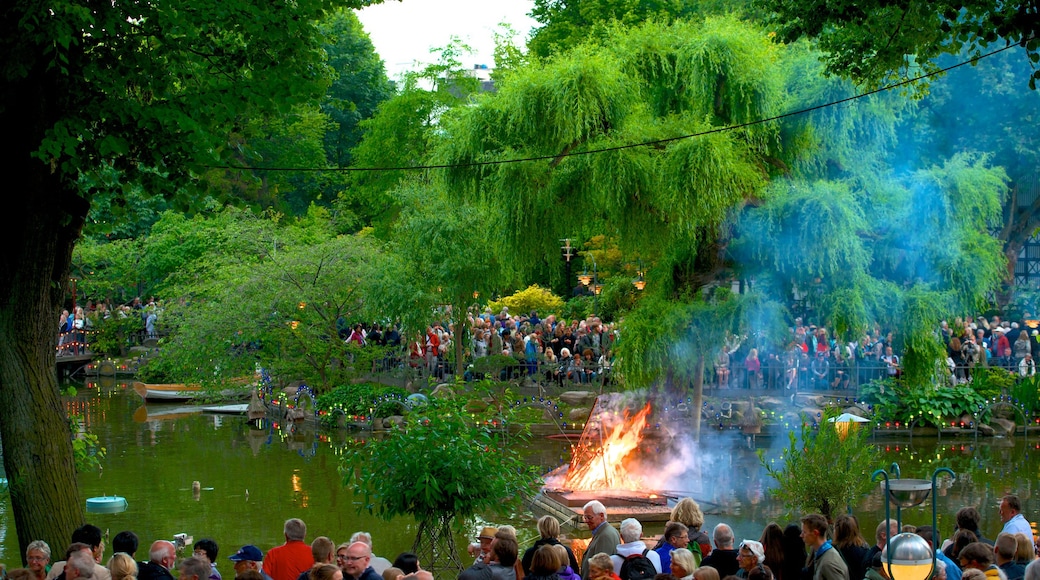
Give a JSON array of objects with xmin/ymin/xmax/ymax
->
[{"xmin": 619, "ymin": 549, "xmax": 657, "ymax": 580}]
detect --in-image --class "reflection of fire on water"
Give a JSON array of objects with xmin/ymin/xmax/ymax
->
[{"xmin": 562, "ymin": 402, "xmax": 653, "ymax": 491}]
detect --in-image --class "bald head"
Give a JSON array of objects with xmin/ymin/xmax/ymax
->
[{"xmin": 149, "ymin": 541, "xmax": 176, "ymax": 569}]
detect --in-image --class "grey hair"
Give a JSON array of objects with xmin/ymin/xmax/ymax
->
[
  {"xmin": 67, "ymin": 550, "xmax": 96, "ymax": 579},
  {"xmin": 583, "ymin": 500, "xmax": 606, "ymax": 516},
  {"xmin": 27, "ymin": 540, "xmax": 51, "ymax": 560},
  {"xmin": 179, "ymin": 557, "xmax": 210, "ymax": 580},
  {"xmin": 284, "ymin": 518, "xmax": 307, "ymax": 542},
  {"xmin": 350, "ymin": 532, "xmax": 372, "ymax": 547},
  {"xmin": 620, "ymin": 518, "xmax": 643, "ymax": 543},
  {"xmin": 713, "ymin": 523, "xmax": 735, "ymax": 548},
  {"xmin": 1025, "ymin": 560, "xmax": 1040, "ymax": 580}
]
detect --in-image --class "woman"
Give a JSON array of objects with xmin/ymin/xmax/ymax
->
[
  {"xmin": 522, "ymin": 516, "xmax": 579, "ymax": 575},
  {"xmin": 588, "ymin": 554, "xmax": 620, "ymax": 580},
  {"xmin": 26, "ymin": 541, "xmax": 51, "ymax": 580},
  {"xmin": 759, "ymin": 524, "xmax": 785, "ymax": 580},
  {"xmin": 745, "ymin": 349, "xmax": 761, "ymax": 390},
  {"xmin": 1014, "ymin": 533, "xmax": 1035, "ymax": 565},
  {"xmin": 392, "ymin": 554, "xmax": 419, "ymax": 575},
  {"xmin": 833, "ymin": 515, "xmax": 869, "ymax": 580},
  {"xmin": 671, "ymin": 549, "xmax": 698, "ymax": 580},
  {"xmin": 716, "ymin": 347, "xmax": 731, "ymax": 388},
  {"xmin": 671, "ymin": 498, "xmax": 712, "ymax": 557},
  {"xmin": 108, "ymin": 553, "xmax": 138, "ymax": 580},
  {"xmin": 525, "ymin": 546, "xmax": 561, "ymax": 580},
  {"xmin": 310, "ymin": 564, "xmax": 342, "ymax": 580},
  {"xmin": 780, "ymin": 525, "xmax": 805, "ymax": 580}
]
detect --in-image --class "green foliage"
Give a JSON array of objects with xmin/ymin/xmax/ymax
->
[
  {"xmin": 89, "ymin": 315, "xmax": 145, "ymax": 357},
  {"xmin": 68, "ymin": 415, "xmax": 106, "ymax": 474},
  {"xmin": 340, "ymin": 397, "xmax": 541, "ymax": 523},
  {"xmin": 1010, "ymin": 373, "xmax": 1040, "ymax": 413},
  {"xmin": 315, "ymin": 383, "xmax": 409, "ymax": 427},
  {"xmin": 760, "ymin": 408, "xmax": 880, "ymax": 519},
  {"xmin": 560, "ymin": 296, "xmax": 595, "ymax": 322},
  {"xmin": 487, "ymin": 285, "xmax": 565, "ymax": 317},
  {"xmin": 858, "ymin": 379, "xmax": 992, "ymax": 426}
]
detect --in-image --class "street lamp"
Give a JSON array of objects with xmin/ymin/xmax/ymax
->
[
  {"xmin": 872, "ymin": 464, "xmax": 956, "ymax": 580},
  {"xmin": 632, "ymin": 259, "xmax": 646, "ymax": 291},
  {"xmin": 579, "ymin": 254, "xmax": 599, "ymax": 314}
]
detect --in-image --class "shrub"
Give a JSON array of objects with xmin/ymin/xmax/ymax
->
[
  {"xmin": 487, "ymin": 285, "xmax": 564, "ymax": 317},
  {"xmin": 315, "ymin": 383, "xmax": 409, "ymax": 427}
]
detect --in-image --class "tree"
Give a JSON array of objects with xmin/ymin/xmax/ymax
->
[
  {"xmin": 763, "ymin": 0, "xmax": 1040, "ymax": 89},
  {"xmin": 0, "ymin": 0, "xmax": 380, "ymax": 558},
  {"xmin": 341, "ymin": 397, "xmax": 540, "ymax": 575}
]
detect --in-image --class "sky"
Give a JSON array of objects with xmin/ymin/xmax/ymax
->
[{"xmin": 356, "ymin": 0, "xmax": 540, "ymax": 80}]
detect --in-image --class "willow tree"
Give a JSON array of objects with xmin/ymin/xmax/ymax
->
[{"xmin": 430, "ymin": 18, "xmax": 789, "ymax": 420}]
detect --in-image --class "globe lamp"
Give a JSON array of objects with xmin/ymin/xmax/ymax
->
[{"xmin": 881, "ymin": 533, "xmax": 933, "ymax": 580}]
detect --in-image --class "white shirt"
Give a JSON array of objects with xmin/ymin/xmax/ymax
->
[
  {"xmin": 1002, "ymin": 513, "xmax": 1033, "ymax": 537},
  {"xmin": 610, "ymin": 541, "xmax": 662, "ymax": 575}
]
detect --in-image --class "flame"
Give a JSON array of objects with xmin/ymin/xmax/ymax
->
[{"xmin": 564, "ymin": 403, "xmax": 652, "ymax": 490}]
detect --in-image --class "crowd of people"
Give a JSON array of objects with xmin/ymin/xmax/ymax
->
[
  {"xmin": 56, "ymin": 297, "xmax": 161, "ymax": 356},
  {"xmin": 11, "ymin": 496, "xmax": 1036, "ymax": 580}
]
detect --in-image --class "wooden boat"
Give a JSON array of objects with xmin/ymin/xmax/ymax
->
[
  {"xmin": 132, "ymin": 405, "xmax": 203, "ymax": 422},
  {"xmin": 133, "ymin": 381, "xmax": 253, "ymax": 402}
]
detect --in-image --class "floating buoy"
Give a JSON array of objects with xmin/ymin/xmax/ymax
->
[{"xmin": 86, "ymin": 496, "xmax": 128, "ymax": 514}]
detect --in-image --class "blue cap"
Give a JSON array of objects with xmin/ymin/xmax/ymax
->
[{"xmin": 229, "ymin": 545, "xmax": 263, "ymax": 562}]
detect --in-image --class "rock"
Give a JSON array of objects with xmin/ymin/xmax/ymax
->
[
  {"xmin": 430, "ymin": 384, "xmax": 455, "ymax": 399},
  {"xmin": 387, "ymin": 415, "xmax": 406, "ymax": 427},
  {"xmin": 842, "ymin": 406, "xmax": 868, "ymax": 418},
  {"xmin": 800, "ymin": 408, "xmax": 824, "ymax": 422},
  {"xmin": 466, "ymin": 398, "xmax": 490, "ymax": 413},
  {"xmin": 977, "ymin": 423, "xmax": 996, "ymax": 437},
  {"xmin": 569, "ymin": 407, "xmax": 591, "ymax": 422},
  {"xmin": 990, "ymin": 418, "xmax": 1016, "ymax": 436},
  {"xmin": 757, "ymin": 397, "xmax": 785, "ymax": 411},
  {"xmin": 559, "ymin": 391, "xmax": 598, "ymax": 406}
]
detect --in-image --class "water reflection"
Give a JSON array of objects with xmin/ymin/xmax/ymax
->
[{"xmin": 0, "ymin": 381, "xmax": 1036, "ymax": 574}]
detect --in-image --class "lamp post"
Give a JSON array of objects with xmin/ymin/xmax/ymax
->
[
  {"xmin": 871, "ymin": 464, "xmax": 956, "ymax": 580},
  {"xmin": 561, "ymin": 239, "xmax": 575, "ymax": 295},
  {"xmin": 632, "ymin": 259, "xmax": 646, "ymax": 291},
  {"xmin": 578, "ymin": 254, "xmax": 599, "ymax": 314}
]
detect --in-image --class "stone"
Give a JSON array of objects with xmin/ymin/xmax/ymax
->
[
  {"xmin": 757, "ymin": 397, "xmax": 785, "ymax": 411},
  {"xmin": 569, "ymin": 407, "xmax": 591, "ymax": 422},
  {"xmin": 977, "ymin": 423, "xmax": 996, "ymax": 437},
  {"xmin": 559, "ymin": 391, "xmax": 598, "ymax": 406},
  {"xmin": 990, "ymin": 418, "xmax": 1016, "ymax": 436},
  {"xmin": 842, "ymin": 406, "xmax": 868, "ymax": 418},
  {"xmin": 465, "ymin": 398, "xmax": 490, "ymax": 413},
  {"xmin": 430, "ymin": 384, "xmax": 455, "ymax": 399},
  {"xmin": 387, "ymin": 415, "xmax": 406, "ymax": 427}
]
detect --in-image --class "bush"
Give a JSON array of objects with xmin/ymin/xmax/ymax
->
[
  {"xmin": 488, "ymin": 285, "xmax": 564, "ymax": 317},
  {"xmin": 90, "ymin": 315, "xmax": 144, "ymax": 356},
  {"xmin": 859, "ymin": 378, "xmax": 990, "ymax": 426},
  {"xmin": 315, "ymin": 383, "xmax": 409, "ymax": 427}
]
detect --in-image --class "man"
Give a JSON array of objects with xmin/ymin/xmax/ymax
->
[
  {"xmin": 654, "ymin": 523, "xmax": 689, "ymax": 574},
  {"xmin": 994, "ymin": 534, "xmax": 1025, "ymax": 580},
  {"xmin": 802, "ymin": 514, "xmax": 849, "ymax": 580},
  {"xmin": 487, "ymin": 537, "xmax": 519, "ymax": 580},
  {"xmin": 914, "ymin": 526, "xmax": 962, "ymax": 580},
  {"xmin": 959, "ymin": 542, "xmax": 1007, "ymax": 580},
  {"xmin": 113, "ymin": 532, "xmax": 139, "ymax": 560},
  {"xmin": 229, "ymin": 545, "xmax": 274, "ymax": 580},
  {"xmin": 580, "ymin": 501, "xmax": 621, "ymax": 580},
  {"xmin": 264, "ymin": 518, "xmax": 314, "ymax": 580},
  {"xmin": 864, "ymin": 520, "xmax": 899, "ymax": 573},
  {"xmin": 64, "ymin": 549, "xmax": 96, "ymax": 580},
  {"xmin": 1000, "ymin": 496, "xmax": 1033, "ymax": 538},
  {"xmin": 193, "ymin": 539, "xmax": 221, "ymax": 580},
  {"xmin": 701, "ymin": 524, "xmax": 740, "ymax": 579},
  {"xmin": 179, "ymin": 558, "xmax": 212, "ymax": 580},
  {"xmin": 340, "ymin": 542, "xmax": 381, "ymax": 580},
  {"xmin": 138, "ymin": 541, "xmax": 176, "ymax": 580},
  {"xmin": 26, "ymin": 540, "xmax": 51, "ymax": 580},
  {"xmin": 348, "ymin": 533, "xmax": 390, "ymax": 575},
  {"xmin": 297, "ymin": 537, "xmax": 336, "ymax": 580},
  {"xmin": 736, "ymin": 540, "xmax": 765, "ymax": 579},
  {"xmin": 47, "ymin": 526, "xmax": 111, "ymax": 580},
  {"xmin": 609, "ymin": 518, "xmax": 662, "ymax": 577},
  {"xmin": 944, "ymin": 507, "xmax": 993, "ymax": 559}
]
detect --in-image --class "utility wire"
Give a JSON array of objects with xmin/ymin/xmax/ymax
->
[{"xmin": 209, "ymin": 40, "xmax": 1026, "ymax": 174}]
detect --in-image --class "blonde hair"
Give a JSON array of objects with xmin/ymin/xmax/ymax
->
[
  {"xmin": 671, "ymin": 549, "xmax": 698, "ymax": 577},
  {"xmin": 671, "ymin": 498, "xmax": 705, "ymax": 530},
  {"xmin": 108, "ymin": 553, "xmax": 138, "ymax": 580}
]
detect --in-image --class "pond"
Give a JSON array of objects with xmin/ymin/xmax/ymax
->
[{"xmin": 1, "ymin": 380, "xmax": 1037, "ymax": 576}]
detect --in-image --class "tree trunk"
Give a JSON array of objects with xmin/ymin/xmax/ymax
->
[
  {"xmin": 0, "ymin": 72, "xmax": 89, "ymax": 557},
  {"xmin": 691, "ymin": 355, "xmax": 705, "ymax": 442},
  {"xmin": 412, "ymin": 515, "xmax": 464, "ymax": 577}
]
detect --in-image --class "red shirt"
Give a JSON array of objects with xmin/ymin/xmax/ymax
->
[{"xmin": 263, "ymin": 541, "xmax": 314, "ymax": 580}]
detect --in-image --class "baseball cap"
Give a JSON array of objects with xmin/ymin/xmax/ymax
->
[{"xmin": 229, "ymin": 545, "xmax": 263, "ymax": 562}]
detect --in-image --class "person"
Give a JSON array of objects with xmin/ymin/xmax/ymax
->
[
  {"xmin": 180, "ymin": 559, "xmax": 212, "ymax": 580},
  {"xmin": 701, "ymin": 524, "xmax": 739, "ymax": 579},
  {"xmin": 1024, "ymin": 561, "xmax": 1040, "ymax": 580},
  {"xmin": 864, "ymin": 520, "xmax": 898, "ymax": 573},
  {"xmin": 833, "ymin": 515, "xmax": 869, "ymax": 580},
  {"xmin": 309, "ymin": 565, "xmax": 342, "ymax": 580},
  {"xmin": 346, "ymin": 536, "xmax": 388, "ymax": 576},
  {"xmin": 10, "ymin": 569, "xmax": 36, "ymax": 580},
  {"xmin": 1000, "ymin": 497, "xmax": 1033, "ymax": 538},
  {"xmin": 137, "ymin": 541, "xmax": 176, "ymax": 580},
  {"xmin": 654, "ymin": 523, "xmax": 690, "ymax": 573},
  {"xmin": 526, "ymin": 546, "xmax": 561, "ymax": 580},
  {"xmin": 489, "ymin": 537, "xmax": 520, "ymax": 580},
  {"xmin": 669, "ymin": 550, "xmax": 697, "ymax": 580},
  {"xmin": 581, "ymin": 502, "xmax": 621, "ymax": 580},
  {"xmin": 551, "ymin": 546, "xmax": 580, "ymax": 580},
  {"xmin": 108, "ymin": 554, "xmax": 138, "ymax": 580},
  {"xmin": 381, "ymin": 569, "xmax": 403, "ymax": 580},
  {"xmin": 758, "ymin": 524, "xmax": 784, "ymax": 580},
  {"xmin": 693, "ymin": 569, "xmax": 719, "ymax": 580},
  {"xmin": 229, "ymin": 545, "xmax": 274, "ymax": 580},
  {"xmin": 780, "ymin": 525, "xmax": 806, "ymax": 580},
  {"xmin": 113, "ymin": 533, "xmax": 139, "ymax": 560},
  {"xmin": 913, "ymin": 527, "xmax": 961, "ymax": 580},
  {"xmin": 801, "ymin": 514, "xmax": 849, "ymax": 580},
  {"xmin": 959, "ymin": 542, "xmax": 1008, "ymax": 580},
  {"xmin": 588, "ymin": 555, "xmax": 620, "ymax": 580},
  {"xmin": 391, "ymin": 554, "xmax": 419, "ymax": 576},
  {"xmin": 340, "ymin": 543, "xmax": 380, "ymax": 580},
  {"xmin": 1013, "ymin": 534, "xmax": 1034, "ymax": 566},
  {"xmin": 610, "ymin": 518, "xmax": 661, "ymax": 577},
  {"xmin": 471, "ymin": 528, "xmax": 499, "ymax": 565},
  {"xmin": 48, "ymin": 526, "xmax": 111, "ymax": 580},
  {"xmin": 194, "ymin": 539, "xmax": 221, "ymax": 580},
  {"xmin": 736, "ymin": 541, "xmax": 765, "ymax": 579},
  {"xmin": 522, "ymin": 517, "xmax": 579, "ymax": 575},
  {"xmin": 26, "ymin": 541, "xmax": 51, "ymax": 580},
  {"xmin": 65, "ymin": 550, "xmax": 96, "ymax": 580},
  {"xmin": 265, "ymin": 519, "xmax": 315, "ymax": 580},
  {"xmin": 297, "ymin": 538, "xmax": 336, "ymax": 580},
  {"xmin": 670, "ymin": 499, "xmax": 711, "ymax": 558},
  {"xmin": 995, "ymin": 535, "xmax": 1026, "ymax": 580}
]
